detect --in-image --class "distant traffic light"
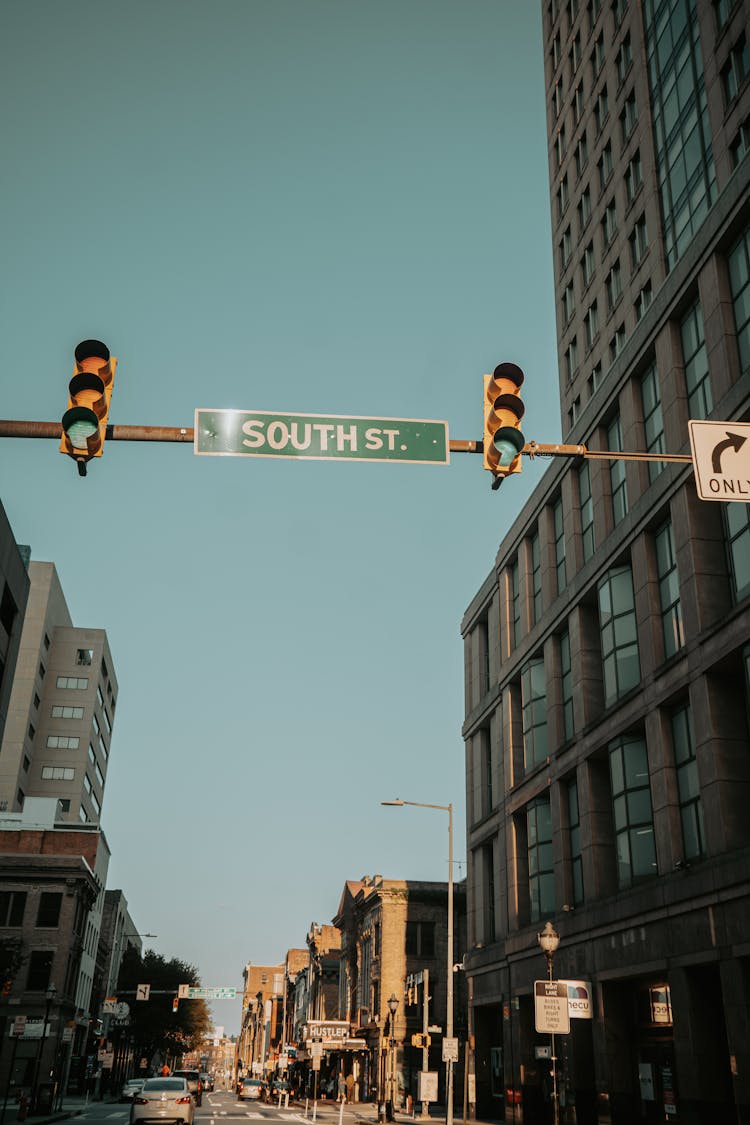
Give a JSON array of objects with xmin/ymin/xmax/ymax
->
[
  {"xmin": 60, "ymin": 340, "xmax": 117, "ymax": 476},
  {"xmin": 172, "ymin": 996, "xmax": 179, "ymax": 1013},
  {"xmin": 483, "ymin": 363, "xmax": 525, "ymax": 481}
]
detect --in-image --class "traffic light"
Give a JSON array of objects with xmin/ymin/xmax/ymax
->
[
  {"xmin": 60, "ymin": 340, "xmax": 117, "ymax": 476},
  {"xmin": 411, "ymin": 1033, "xmax": 431, "ymax": 1048},
  {"xmin": 483, "ymin": 363, "xmax": 525, "ymax": 481},
  {"xmin": 172, "ymin": 996, "xmax": 179, "ymax": 1013}
]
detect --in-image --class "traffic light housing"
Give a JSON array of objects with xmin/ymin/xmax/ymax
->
[
  {"xmin": 411, "ymin": 1033, "xmax": 431, "ymax": 1048},
  {"xmin": 172, "ymin": 996, "xmax": 179, "ymax": 1013},
  {"xmin": 483, "ymin": 363, "xmax": 525, "ymax": 480},
  {"xmin": 60, "ymin": 340, "xmax": 117, "ymax": 476}
]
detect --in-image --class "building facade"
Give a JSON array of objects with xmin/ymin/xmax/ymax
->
[
  {"xmin": 0, "ymin": 561, "xmax": 118, "ymax": 825},
  {"xmin": 0, "ymin": 503, "xmax": 30, "ymax": 753},
  {"xmin": 462, "ymin": 3, "xmax": 750, "ymax": 1124}
]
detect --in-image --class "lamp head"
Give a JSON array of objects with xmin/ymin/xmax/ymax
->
[
  {"xmin": 387, "ymin": 993, "xmax": 399, "ymax": 1015},
  {"xmin": 537, "ymin": 921, "xmax": 560, "ymax": 957},
  {"xmin": 381, "ymin": 799, "xmax": 404, "ymax": 807}
]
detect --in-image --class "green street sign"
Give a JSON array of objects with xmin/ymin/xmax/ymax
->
[
  {"xmin": 194, "ymin": 409, "xmax": 449, "ymax": 465},
  {"xmin": 186, "ymin": 986, "xmax": 236, "ymax": 999}
]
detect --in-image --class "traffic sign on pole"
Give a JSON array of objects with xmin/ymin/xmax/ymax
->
[
  {"xmin": 194, "ymin": 409, "xmax": 450, "ymax": 465},
  {"xmin": 689, "ymin": 420, "xmax": 750, "ymax": 501},
  {"xmin": 534, "ymin": 981, "xmax": 570, "ymax": 1034}
]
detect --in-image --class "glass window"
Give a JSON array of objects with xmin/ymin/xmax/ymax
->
[
  {"xmin": 585, "ymin": 300, "xmax": 599, "ymax": 349},
  {"xmin": 56, "ymin": 676, "xmax": 88, "ymax": 690},
  {"xmin": 531, "ymin": 532, "xmax": 542, "ymax": 623},
  {"xmin": 613, "ymin": 0, "xmax": 629, "ymax": 28},
  {"xmin": 0, "ymin": 891, "xmax": 26, "ymax": 927},
  {"xmin": 728, "ymin": 225, "xmax": 750, "ymax": 373},
  {"xmin": 595, "ymin": 85, "xmax": 609, "ymax": 133},
  {"xmin": 598, "ymin": 565, "xmax": 641, "ymax": 703},
  {"xmin": 46, "ymin": 735, "xmax": 80, "ymax": 750},
  {"xmin": 573, "ymin": 81, "xmax": 585, "ymax": 124},
  {"xmin": 672, "ymin": 704, "xmax": 705, "ymax": 860},
  {"xmin": 655, "ymin": 521, "xmax": 684, "ymax": 658},
  {"xmin": 620, "ymin": 90, "xmax": 638, "ymax": 141},
  {"xmin": 553, "ymin": 497, "xmax": 567, "ymax": 594},
  {"xmin": 602, "ymin": 199, "xmax": 617, "ymax": 245},
  {"xmin": 510, "ymin": 560, "xmax": 521, "ymax": 647},
  {"xmin": 26, "ymin": 950, "xmax": 53, "ymax": 992},
  {"xmin": 483, "ymin": 843, "xmax": 496, "ymax": 943},
  {"xmin": 405, "ymin": 921, "xmax": 435, "ymax": 958},
  {"xmin": 579, "ymin": 461, "xmax": 595, "ymax": 561},
  {"xmin": 606, "ymin": 259, "xmax": 622, "ymax": 310},
  {"xmin": 51, "ymin": 706, "xmax": 84, "ymax": 720},
  {"xmin": 643, "ymin": 0, "xmax": 716, "ymax": 270},
  {"xmin": 630, "ymin": 214, "xmax": 648, "ymax": 265},
  {"xmin": 725, "ymin": 503, "xmax": 750, "ymax": 601},
  {"xmin": 560, "ymin": 630, "xmax": 574, "ymax": 740},
  {"xmin": 729, "ymin": 119, "xmax": 750, "ymax": 168},
  {"xmin": 76, "ymin": 649, "xmax": 93, "ymax": 666},
  {"xmin": 598, "ymin": 142, "xmax": 613, "ymax": 189},
  {"xmin": 635, "ymin": 281, "xmax": 653, "ymax": 321},
  {"xmin": 625, "ymin": 150, "xmax": 643, "ymax": 203},
  {"xmin": 556, "ymin": 174, "xmax": 570, "ymax": 221},
  {"xmin": 563, "ymin": 281, "xmax": 576, "ymax": 323},
  {"xmin": 609, "ymin": 734, "xmax": 657, "ymax": 886},
  {"xmin": 560, "ymin": 226, "xmax": 573, "ymax": 270},
  {"xmin": 608, "ymin": 415, "xmax": 628, "ymax": 524},
  {"xmin": 522, "ymin": 658, "xmax": 548, "ymax": 769},
  {"xmin": 616, "ymin": 32, "xmax": 633, "ymax": 85},
  {"xmin": 641, "ymin": 361, "xmax": 665, "ymax": 484},
  {"xmin": 582, "ymin": 241, "xmax": 596, "ymax": 287},
  {"xmin": 36, "ymin": 892, "xmax": 62, "ymax": 928},
  {"xmin": 578, "ymin": 186, "xmax": 592, "ymax": 232},
  {"xmin": 567, "ymin": 777, "xmax": 584, "ymax": 903},
  {"xmin": 528, "ymin": 797, "xmax": 555, "ymax": 921},
  {"xmin": 566, "ymin": 337, "xmax": 579, "ymax": 383},
  {"xmin": 575, "ymin": 132, "xmax": 589, "ymax": 178},
  {"xmin": 721, "ymin": 35, "xmax": 749, "ymax": 105},
  {"xmin": 680, "ymin": 301, "xmax": 713, "ymax": 419},
  {"xmin": 591, "ymin": 32, "xmax": 605, "ymax": 77},
  {"xmin": 41, "ymin": 766, "xmax": 75, "ymax": 781}
]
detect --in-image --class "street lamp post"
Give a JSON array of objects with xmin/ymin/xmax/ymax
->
[
  {"xmin": 537, "ymin": 922, "xmax": 561, "ymax": 1125},
  {"xmin": 387, "ymin": 993, "xmax": 399, "ymax": 1121},
  {"xmin": 382, "ymin": 799, "xmax": 454, "ymax": 1125},
  {"xmin": 31, "ymin": 983, "xmax": 57, "ymax": 1113}
]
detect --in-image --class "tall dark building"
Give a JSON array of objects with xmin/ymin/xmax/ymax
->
[{"xmin": 462, "ymin": 3, "xmax": 750, "ymax": 1124}]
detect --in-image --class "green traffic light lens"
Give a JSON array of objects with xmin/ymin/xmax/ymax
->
[
  {"xmin": 496, "ymin": 438, "xmax": 521, "ymax": 466},
  {"xmin": 62, "ymin": 406, "xmax": 100, "ymax": 450}
]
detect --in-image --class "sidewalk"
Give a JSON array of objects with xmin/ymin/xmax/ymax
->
[{"xmin": 0, "ymin": 1094, "xmax": 117, "ymax": 1125}]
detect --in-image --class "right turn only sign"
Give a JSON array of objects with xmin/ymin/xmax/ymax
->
[{"xmin": 689, "ymin": 420, "xmax": 750, "ymax": 501}]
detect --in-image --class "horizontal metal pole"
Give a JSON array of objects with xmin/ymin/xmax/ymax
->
[{"xmin": 0, "ymin": 422, "xmax": 693, "ymax": 463}]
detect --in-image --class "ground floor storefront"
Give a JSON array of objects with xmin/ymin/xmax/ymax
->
[{"xmin": 468, "ymin": 874, "xmax": 750, "ymax": 1124}]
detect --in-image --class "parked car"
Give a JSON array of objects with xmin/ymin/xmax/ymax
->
[
  {"xmin": 130, "ymin": 1077, "xmax": 195, "ymax": 1124},
  {"xmin": 172, "ymin": 1070, "xmax": 202, "ymax": 1107},
  {"xmin": 270, "ymin": 1079, "xmax": 290, "ymax": 1101},
  {"xmin": 121, "ymin": 1079, "xmax": 146, "ymax": 1102},
  {"xmin": 200, "ymin": 1073, "xmax": 214, "ymax": 1093},
  {"xmin": 237, "ymin": 1078, "xmax": 264, "ymax": 1101}
]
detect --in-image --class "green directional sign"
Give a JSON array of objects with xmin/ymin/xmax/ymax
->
[
  {"xmin": 194, "ymin": 409, "xmax": 450, "ymax": 465},
  {"xmin": 186, "ymin": 986, "xmax": 236, "ymax": 999}
]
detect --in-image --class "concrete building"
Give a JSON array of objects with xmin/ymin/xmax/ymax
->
[
  {"xmin": 0, "ymin": 502, "xmax": 30, "ymax": 750},
  {"xmin": 462, "ymin": 3, "xmax": 750, "ymax": 1124},
  {"xmin": 332, "ymin": 876, "xmax": 467, "ymax": 1108},
  {"xmin": 0, "ymin": 822, "xmax": 108, "ymax": 1102},
  {"xmin": 0, "ymin": 561, "xmax": 117, "ymax": 825}
]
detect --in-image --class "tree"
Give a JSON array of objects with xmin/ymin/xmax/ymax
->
[{"xmin": 117, "ymin": 948, "xmax": 211, "ymax": 1062}]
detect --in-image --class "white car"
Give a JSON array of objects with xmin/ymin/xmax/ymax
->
[
  {"xmin": 121, "ymin": 1079, "xmax": 146, "ymax": 1102},
  {"xmin": 130, "ymin": 1077, "xmax": 195, "ymax": 1124}
]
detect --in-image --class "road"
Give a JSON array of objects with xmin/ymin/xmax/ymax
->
[{"xmin": 76, "ymin": 1092, "xmax": 374, "ymax": 1125}]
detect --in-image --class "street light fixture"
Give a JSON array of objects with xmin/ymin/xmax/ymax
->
[
  {"xmin": 381, "ymin": 799, "xmax": 455, "ymax": 1125},
  {"xmin": 537, "ymin": 922, "xmax": 561, "ymax": 1125},
  {"xmin": 387, "ymin": 993, "xmax": 399, "ymax": 1120},
  {"xmin": 31, "ymin": 983, "xmax": 57, "ymax": 1112}
]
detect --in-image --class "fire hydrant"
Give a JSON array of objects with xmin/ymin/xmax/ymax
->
[{"xmin": 18, "ymin": 1094, "xmax": 29, "ymax": 1121}]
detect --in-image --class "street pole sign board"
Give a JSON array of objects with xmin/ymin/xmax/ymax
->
[
  {"xmin": 534, "ymin": 981, "xmax": 571, "ymax": 1035},
  {"xmin": 194, "ymin": 409, "xmax": 450, "ymax": 465},
  {"xmin": 183, "ymin": 986, "xmax": 236, "ymax": 999},
  {"xmin": 689, "ymin": 420, "xmax": 750, "ymax": 501}
]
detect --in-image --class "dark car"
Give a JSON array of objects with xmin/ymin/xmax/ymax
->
[{"xmin": 172, "ymin": 1070, "xmax": 202, "ymax": 1106}]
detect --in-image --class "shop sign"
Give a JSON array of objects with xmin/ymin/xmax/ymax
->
[{"xmin": 560, "ymin": 979, "xmax": 593, "ymax": 1019}]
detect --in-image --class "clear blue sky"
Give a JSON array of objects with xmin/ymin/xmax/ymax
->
[{"xmin": 1, "ymin": 0, "xmax": 558, "ymax": 1034}]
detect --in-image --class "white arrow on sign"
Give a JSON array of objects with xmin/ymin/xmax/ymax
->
[{"xmin": 689, "ymin": 420, "xmax": 750, "ymax": 502}]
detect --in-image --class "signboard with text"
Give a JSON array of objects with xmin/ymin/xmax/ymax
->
[
  {"xmin": 534, "ymin": 981, "xmax": 570, "ymax": 1035},
  {"xmin": 689, "ymin": 420, "xmax": 750, "ymax": 501},
  {"xmin": 195, "ymin": 409, "xmax": 449, "ymax": 465}
]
